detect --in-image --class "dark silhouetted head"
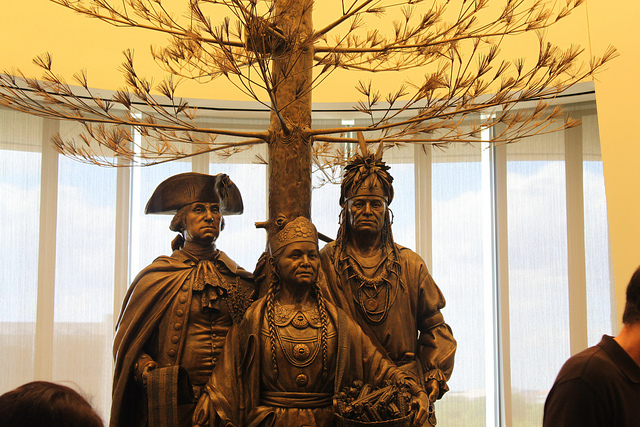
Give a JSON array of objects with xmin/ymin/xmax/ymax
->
[
  {"xmin": 622, "ymin": 266, "xmax": 640, "ymax": 325},
  {"xmin": 0, "ymin": 381, "xmax": 103, "ymax": 427}
]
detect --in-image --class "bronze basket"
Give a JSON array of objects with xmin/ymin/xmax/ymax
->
[{"xmin": 335, "ymin": 412, "xmax": 414, "ymax": 427}]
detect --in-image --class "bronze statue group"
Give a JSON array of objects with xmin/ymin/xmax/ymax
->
[{"xmin": 110, "ymin": 150, "xmax": 456, "ymax": 427}]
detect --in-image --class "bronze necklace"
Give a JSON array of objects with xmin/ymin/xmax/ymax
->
[
  {"xmin": 272, "ymin": 303, "xmax": 321, "ymax": 368},
  {"xmin": 347, "ymin": 251, "xmax": 397, "ymax": 324}
]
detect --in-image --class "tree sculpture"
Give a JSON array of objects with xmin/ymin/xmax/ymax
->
[{"xmin": 0, "ymin": 0, "xmax": 615, "ymax": 234}]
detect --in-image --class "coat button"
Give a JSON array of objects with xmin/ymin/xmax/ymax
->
[
  {"xmin": 171, "ymin": 335, "xmax": 179, "ymax": 344},
  {"xmin": 179, "ymin": 296, "xmax": 187, "ymax": 303},
  {"xmin": 176, "ymin": 309, "xmax": 184, "ymax": 317},
  {"xmin": 174, "ymin": 322, "xmax": 182, "ymax": 331},
  {"xmin": 168, "ymin": 349, "xmax": 176, "ymax": 357}
]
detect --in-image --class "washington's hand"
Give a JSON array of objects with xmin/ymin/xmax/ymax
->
[{"xmin": 140, "ymin": 361, "xmax": 158, "ymax": 387}]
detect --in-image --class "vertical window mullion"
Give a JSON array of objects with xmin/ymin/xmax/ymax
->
[
  {"xmin": 128, "ymin": 119, "xmax": 143, "ymax": 283},
  {"xmin": 113, "ymin": 157, "xmax": 132, "ymax": 329},
  {"xmin": 192, "ymin": 150, "xmax": 209, "ymax": 174},
  {"xmin": 34, "ymin": 118, "xmax": 60, "ymax": 380},
  {"xmin": 493, "ymin": 141, "xmax": 512, "ymax": 427},
  {"xmin": 565, "ymin": 116, "xmax": 588, "ymax": 354},
  {"xmin": 483, "ymin": 123, "xmax": 512, "ymax": 426},
  {"xmin": 414, "ymin": 144, "xmax": 433, "ymax": 270}
]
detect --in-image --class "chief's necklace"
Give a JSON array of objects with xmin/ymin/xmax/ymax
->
[{"xmin": 346, "ymin": 250, "xmax": 397, "ymax": 324}]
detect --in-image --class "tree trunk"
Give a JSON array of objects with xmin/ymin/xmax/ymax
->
[{"xmin": 266, "ymin": 0, "xmax": 314, "ymax": 235}]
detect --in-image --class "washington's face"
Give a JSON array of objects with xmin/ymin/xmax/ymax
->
[
  {"xmin": 184, "ymin": 202, "xmax": 222, "ymax": 246},
  {"xmin": 347, "ymin": 195, "xmax": 387, "ymax": 235},
  {"xmin": 276, "ymin": 241, "xmax": 320, "ymax": 288}
]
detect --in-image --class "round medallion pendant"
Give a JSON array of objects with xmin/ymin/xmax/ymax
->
[
  {"xmin": 296, "ymin": 373, "xmax": 309, "ymax": 387},
  {"xmin": 364, "ymin": 298, "xmax": 378, "ymax": 312},
  {"xmin": 292, "ymin": 312, "xmax": 310, "ymax": 329},
  {"xmin": 293, "ymin": 344, "xmax": 311, "ymax": 361}
]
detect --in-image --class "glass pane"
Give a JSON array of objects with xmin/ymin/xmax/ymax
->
[
  {"xmin": 0, "ymin": 109, "xmax": 42, "ymax": 392},
  {"xmin": 53, "ymin": 152, "xmax": 117, "ymax": 420},
  {"xmin": 384, "ymin": 145, "xmax": 415, "ymax": 250},
  {"xmin": 506, "ymin": 132, "xmax": 569, "ymax": 427},
  {"xmin": 312, "ymin": 172, "xmax": 341, "ymax": 247},
  {"xmin": 431, "ymin": 143, "xmax": 487, "ymax": 426}
]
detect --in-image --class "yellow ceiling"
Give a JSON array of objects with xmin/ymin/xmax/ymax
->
[{"xmin": 0, "ymin": 0, "xmax": 593, "ymax": 103}]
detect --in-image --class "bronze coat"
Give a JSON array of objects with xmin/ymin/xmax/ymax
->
[
  {"xmin": 111, "ymin": 250, "xmax": 253, "ymax": 427},
  {"xmin": 319, "ymin": 242, "xmax": 456, "ymax": 397}
]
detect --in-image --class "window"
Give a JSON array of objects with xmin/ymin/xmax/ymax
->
[{"xmin": 0, "ymin": 85, "xmax": 612, "ymax": 426}]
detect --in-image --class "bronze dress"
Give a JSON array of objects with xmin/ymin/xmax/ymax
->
[
  {"xmin": 258, "ymin": 302, "xmax": 336, "ymax": 426},
  {"xmin": 200, "ymin": 297, "xmax": 409, "ymax": 427}
]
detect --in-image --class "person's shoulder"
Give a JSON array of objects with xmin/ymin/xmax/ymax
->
[
  {"xmin": 152, "ymin": 252, "xmax": 182, "ymax": 264},
  {"xmin": 544, "ymin": 342, "xmax": 617, "ymax": 426},
  {"xmin": 394, "ymin": 244, "xmax": 420, "ymax": 259},
  {"xmin": 322, "ymin": 298, "xmax": 354, "ymax": 326},
  {"xmin": 238, "ymin": 296, "xmax": 267, "ymax": 323},
  {"xmin": 554, "ymin": 343, "xmax": 615, "ymax": 385},
  {"xmin": 319, "ymin": 241, "xmax": 338, "ymax": 256},
  {"xmin": 324, "ymin": 297, "xmax": 339, "ymax": 313},
  {"xmin": 244, "ymin": 297, "xmax": 263, "ymax": 316},
  {"xmin": 217, "ymin": 250, "xmax": 253, "ymax": 279},
  {"xmin": 133, "ymin": 253, "xmax": 187, "ymax": 278},
  {"xmin": 394, "ymin": 244, "xmax": 429, "ymax": 270}
]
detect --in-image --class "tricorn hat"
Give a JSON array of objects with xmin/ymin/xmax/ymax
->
[{"xmin": 145, "ymin": 172, "xmax": 243, "ymax": 215}]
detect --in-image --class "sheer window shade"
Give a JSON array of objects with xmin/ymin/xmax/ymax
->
[{"xmin": 0, "ymin": 94, "xmax": 612, "ymax": 426}]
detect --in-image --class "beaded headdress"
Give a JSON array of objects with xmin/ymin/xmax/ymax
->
[{"xmin": 268, "ymin": 217, "xmax": 318, "ymax": 255}]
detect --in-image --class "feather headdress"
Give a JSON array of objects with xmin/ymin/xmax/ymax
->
[{"xmin": 340, "ymin": 132, "xmax": 394, "ymax": 206}]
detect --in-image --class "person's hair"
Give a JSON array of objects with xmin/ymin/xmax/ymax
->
[
  {"xmin": 0, "ymin": 381, "xmax": 103, "ymax": 427},
  {"xmin": 335, "ymin": 152, "xmax": 399, "ymax": 268},
  {"xmin": 622, "ymin": 266, "xmax": 640, "ymax": 324},
  {"xmin": 170, "ymin": 204, "xmax": 190, "ymax": 233},
  {"xmin": 169, "ymin": 205, "xmax": 190, "ymax": 250}
]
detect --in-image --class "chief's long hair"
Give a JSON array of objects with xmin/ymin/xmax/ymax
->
[
  {"xmin": 334, "ymin": 151, "xmax": 399, "ymax": 268},
  {"xmin": 339, "ymin": 152, "xmax": 394, "ymax": 207},
  {"xmin": 265, "ymin": 246, "xmax": 330, "ymax": 383},
  {"xmin": 334, "ymin": 206, "xmax": 396, "ymax": 255}
]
